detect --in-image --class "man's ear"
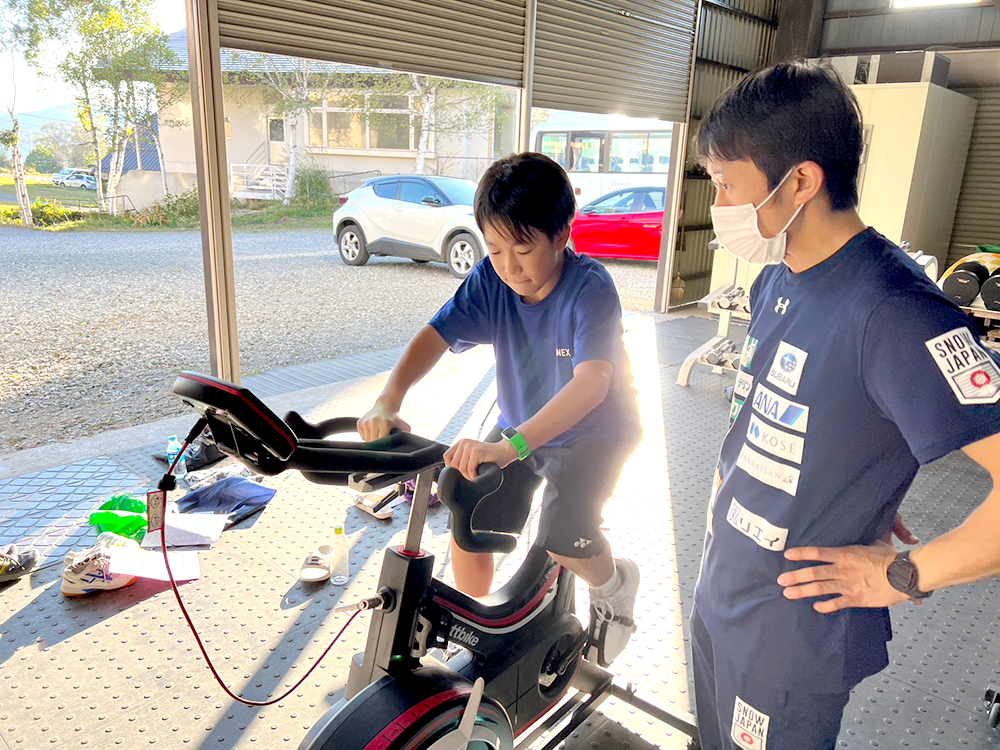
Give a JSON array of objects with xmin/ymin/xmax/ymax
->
[{"xmin": 792, "ymin": 161, "xmax": 826, "ymax": 207}]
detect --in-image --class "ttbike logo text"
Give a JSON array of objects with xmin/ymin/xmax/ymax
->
[{"xmin": 449, "ymin": 624, "xmax": 480, "ymax": 647}]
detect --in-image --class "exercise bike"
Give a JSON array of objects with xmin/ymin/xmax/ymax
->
[{"xmin": 172, "ymin": 371, "xmax": 700, "ymax": 749}]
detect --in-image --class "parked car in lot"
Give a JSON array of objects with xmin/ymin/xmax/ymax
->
[
  {"xmin": 569, "ymin": 187, "xmax": 666, "ymax": 261},
  {"xmin": 333, "ymin": 175, "xmax": 485, "ymax": 279},
  {"xmin": 51, "ymin": 168, "xmax": 95, "ymax": 188}
]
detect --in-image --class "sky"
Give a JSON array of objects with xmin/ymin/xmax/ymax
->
[{"xmin": 1, "ymin": 0, "xmax": 187, "ymax": 117}]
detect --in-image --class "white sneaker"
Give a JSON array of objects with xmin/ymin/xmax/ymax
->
[
  {"xmin": 586, "ymin": 557, "xmax": 640, "ymax": 668},
  {"xmin": 61, "ymin": 537, "xmax": 140, "ymax": 597}
]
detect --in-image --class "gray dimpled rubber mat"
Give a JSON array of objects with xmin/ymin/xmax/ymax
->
[{"xmin": 1, "ymin": 317, "xmax": 999, "ymax": 748}]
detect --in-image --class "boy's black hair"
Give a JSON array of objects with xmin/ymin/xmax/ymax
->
[
  {"xmin": 474, "ymin": 152, "xmax": 576, "ymax": 244},
  {"xmin": 695, "ymin": 60, "xmax": 863, "ymax": 211}
]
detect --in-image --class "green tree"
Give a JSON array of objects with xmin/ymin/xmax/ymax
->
[
  {"xmin": 6, "ymin": 0, "xmax": 178, "ymax": 211},
  {"xmin": 34, "ymin": 120, "xmax": 94, "ymax": 168},
  {"xmin": 336, "ymin": 72, "xmax": 502, "ymax": 176},
  {"xmin": 1, "ymin": 14, "xmax": 33, "ymax": 226},
  {"xmin": 24, "ymin": 145, "xmax": 61, "ymax": 173}
]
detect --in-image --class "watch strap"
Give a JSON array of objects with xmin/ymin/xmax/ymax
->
[
  {"xmin": 502, "ymin": 427, "xmax": 531, "ymax": 461},
  {"xmin": 888, "ymin": 550, "xmax": 932, "ymax": 599}
]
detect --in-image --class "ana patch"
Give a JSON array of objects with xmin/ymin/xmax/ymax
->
[
  {"xmin": 736, "ymin": 443, "xmax": 800, "ymax": 496},
  {"xmin": 726, "ymin": 497, "xmax": 788, "ymax": 552},
  {"xmin": 751, "ymin": 383, "xmax": 809, "ymax": 433},
  {"xmin": 925, "ymin": 327, "xmax": 1000, "ymax": 405},
  {"xmin": 732, "ymin": 695, "xmax": 770, "ymax": 750},
  {"xmin": 766, "ymin": 341, "xmax": 808, "ymax": 396}
]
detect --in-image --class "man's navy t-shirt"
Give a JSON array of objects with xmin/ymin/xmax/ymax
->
[
  {"xmin": 696, "ymin": 229, "xmax": 1000, "ymax": 692},
  {"xmin": 429, "ymin": 250, "xmax": 639, "ymax": 448}
]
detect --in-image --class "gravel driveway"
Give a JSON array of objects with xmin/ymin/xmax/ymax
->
[{"xmin": 0, "ymin": 227, "xmax": 658, "ymax": 454}]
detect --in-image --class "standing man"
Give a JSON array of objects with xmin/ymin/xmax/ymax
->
[{"xmin": 692, "ymin": 60, "xmax": 1000, "ymax": 750}]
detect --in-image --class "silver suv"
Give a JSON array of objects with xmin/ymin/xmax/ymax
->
[{"xmin": 333, "ymin": 175, "xmax": 485, "ymax": 279}]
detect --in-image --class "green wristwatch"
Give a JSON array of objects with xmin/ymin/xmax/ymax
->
[{"xmin": 501, "ymin": 426, "xmax": 531, "ymax": 461}]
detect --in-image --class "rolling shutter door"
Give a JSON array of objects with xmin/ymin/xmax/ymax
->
[
  {"xmin": 216, "ymin": 0, "xmax": 527, "ymax": 87},
  {"xmin": 532, "ymin": 0, "xmax": 698, "ymax": 120},
  {"xmin": 950, "ymin": 87, "xmax": 1000, "ymax": 266}
]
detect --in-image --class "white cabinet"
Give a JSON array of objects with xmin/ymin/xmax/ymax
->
[{"xmin": 853, "ymin": 82, "xmax": 977, "ymax": 271}]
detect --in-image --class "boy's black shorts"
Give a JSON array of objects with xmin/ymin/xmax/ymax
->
[{"xmin": 461, "ymin": 426, "xmax": 636, "ymax": 559}]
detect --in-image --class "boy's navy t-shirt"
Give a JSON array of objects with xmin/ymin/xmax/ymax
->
[
  {"xmin": 430, "ymin": 250, "xmax": 639, "ymax": 448},
  {"xmin": 696, "ymin": 228, "xmax": 1000, "ymax": 692}
]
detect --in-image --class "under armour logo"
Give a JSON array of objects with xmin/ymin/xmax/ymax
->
[
  {"xmin": 573, "ymin": 537, "xmax": 592, "ymax": 549},
  {"xmin": 774, "ymin": 297, "xmax": 790, "ymax": 315}
]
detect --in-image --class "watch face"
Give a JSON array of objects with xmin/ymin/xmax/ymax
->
[{"xmin": 888, "ymin": 557, "xmax": 917, "ymax": 593}]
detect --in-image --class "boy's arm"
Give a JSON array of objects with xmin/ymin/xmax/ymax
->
[
  {"xmin": 445, "ymin": 359, "xmax": 613, "ymax": 480},
  {"xmin": 357, "ymin": 325, "xmax": 450, "ymax": 441}
]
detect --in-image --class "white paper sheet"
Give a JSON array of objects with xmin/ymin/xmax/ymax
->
[
  {"xmin": 108, "ymin": 547, "xmax": 201, "ymax": 581},
  {"xmin": 139, "ymin": 512, "xmax": 228, "ymax": 549}
]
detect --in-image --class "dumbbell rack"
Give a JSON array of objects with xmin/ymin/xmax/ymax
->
[
  {"xmin": 677, "ymin": 282, "xmax": 749, "ymax": 387},
  {"xmin": 960, "ymin": 302, "xmax": 1000, "ymax": 354}
]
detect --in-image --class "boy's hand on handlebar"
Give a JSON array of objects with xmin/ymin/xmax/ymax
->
[
  {"xmin": 444, "ymin": 438, "xmax": 518, "ymax": 481},
  {"xmin": 357, "ymin": 404, "xmax": 410, "ymax": 442}
]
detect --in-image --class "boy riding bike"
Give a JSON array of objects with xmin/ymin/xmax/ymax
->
[{"xmin": 358, "ymin": 152, "xmax": 642, "ymax": 666}]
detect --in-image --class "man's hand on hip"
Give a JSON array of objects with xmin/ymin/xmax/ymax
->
[{"xmin": 778, "ymin": 541, "xmax": 915, "ymax": 613}]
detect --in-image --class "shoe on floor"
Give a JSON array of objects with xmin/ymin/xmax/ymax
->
[
  {"xmin": 300, "ymin": 545, "xmax": 333, "ymax": 583},
  {"xmin": 586, "ymin": 557, "xmax": 640, "ymax": 668},
  {"xmin": 0, "ymin": 544, "xmax": 41, "ymax": 582},
  {"xmin": 61, "ymin": 539, "xmax": 139, "ymax": 596},
  {"xmin": 402, "ymin": 478, "xmax": 439, "ymax": 507}
]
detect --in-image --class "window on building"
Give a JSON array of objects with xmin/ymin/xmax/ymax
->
[
  {"xmin": 308, "ymin": 93, "xmax": 427, "ymax": 151},
  {"xmin": 268, "ymin": 118, "xmax": 285, "ymax": 143},
  {"xmin": 224, "ymin": 116, "xmax": 232, "ymax": 140}
]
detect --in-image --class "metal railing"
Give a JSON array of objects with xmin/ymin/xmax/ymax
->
[{"xmin": 230, "ymin": 164, "xmax": 289, "ymax": 200}]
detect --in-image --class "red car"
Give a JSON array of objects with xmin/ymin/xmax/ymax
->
[{"xmin": 569, "ymin": 187, "xmax": 666, "ymax": 261}]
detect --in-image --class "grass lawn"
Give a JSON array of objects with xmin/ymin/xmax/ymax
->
[
  {"xmin": 2, "ymin": 175, "xmax": 333, "ymax": 232},
  {"xmin": 0, "ymin": 176, "xmax": 102, "ymax": 206}
]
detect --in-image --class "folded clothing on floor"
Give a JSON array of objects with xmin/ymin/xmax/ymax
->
[{"xmin": 175, "ymin": 476, "xmax": 277, "ymax": 526}]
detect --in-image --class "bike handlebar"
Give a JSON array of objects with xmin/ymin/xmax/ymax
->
[{"xmin": 171, "ymin": 370, "xmax": 518, "ymax": 554}]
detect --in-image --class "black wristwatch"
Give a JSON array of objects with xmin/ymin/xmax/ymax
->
[{"xmin": 886, "ymin": 550, "xmax": 932, "ymax": 599}]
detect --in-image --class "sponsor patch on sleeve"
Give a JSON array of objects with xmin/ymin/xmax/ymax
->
[
  {"xmin": 732, "ymin": 695, "xmax": 770, "ymax": 750},
  {"xmin": 925, "ymin": 327, "xmax": 1000, "ymax": 405}
]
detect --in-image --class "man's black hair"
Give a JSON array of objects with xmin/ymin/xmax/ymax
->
[
  {"xmin": 474, "ymin": 152, "xmax": 576, "ymax": 243},
  {"xmin": 695, "ymin": 60, "xmax": 864, "ymax": 211}
]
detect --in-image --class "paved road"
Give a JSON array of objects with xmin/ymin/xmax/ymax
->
[{"xmin": 0, "ymin": 227, "xmax": 658, "ymax": 453}]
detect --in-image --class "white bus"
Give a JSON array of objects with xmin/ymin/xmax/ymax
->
[{"xmin": 531, "ymin": 111, "xmax": 674, "ymax": 206}]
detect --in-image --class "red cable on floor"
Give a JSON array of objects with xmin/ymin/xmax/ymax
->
[{"xmin": 159, "ymin": 439, "xmax": 361, "ymax": 706}]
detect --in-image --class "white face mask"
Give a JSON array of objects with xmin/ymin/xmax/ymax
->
[{"xmin": 710, "ymin": 169, "xmax": 803, "ymax": 265}]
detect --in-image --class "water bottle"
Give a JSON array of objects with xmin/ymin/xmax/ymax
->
[
  {"xmin": 330, "ymin": 524, "xmax": 349, "ymax": 585},
  {"xmin": 165, "ymin": 435, "xmax": 188, "ymax": 478}
]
